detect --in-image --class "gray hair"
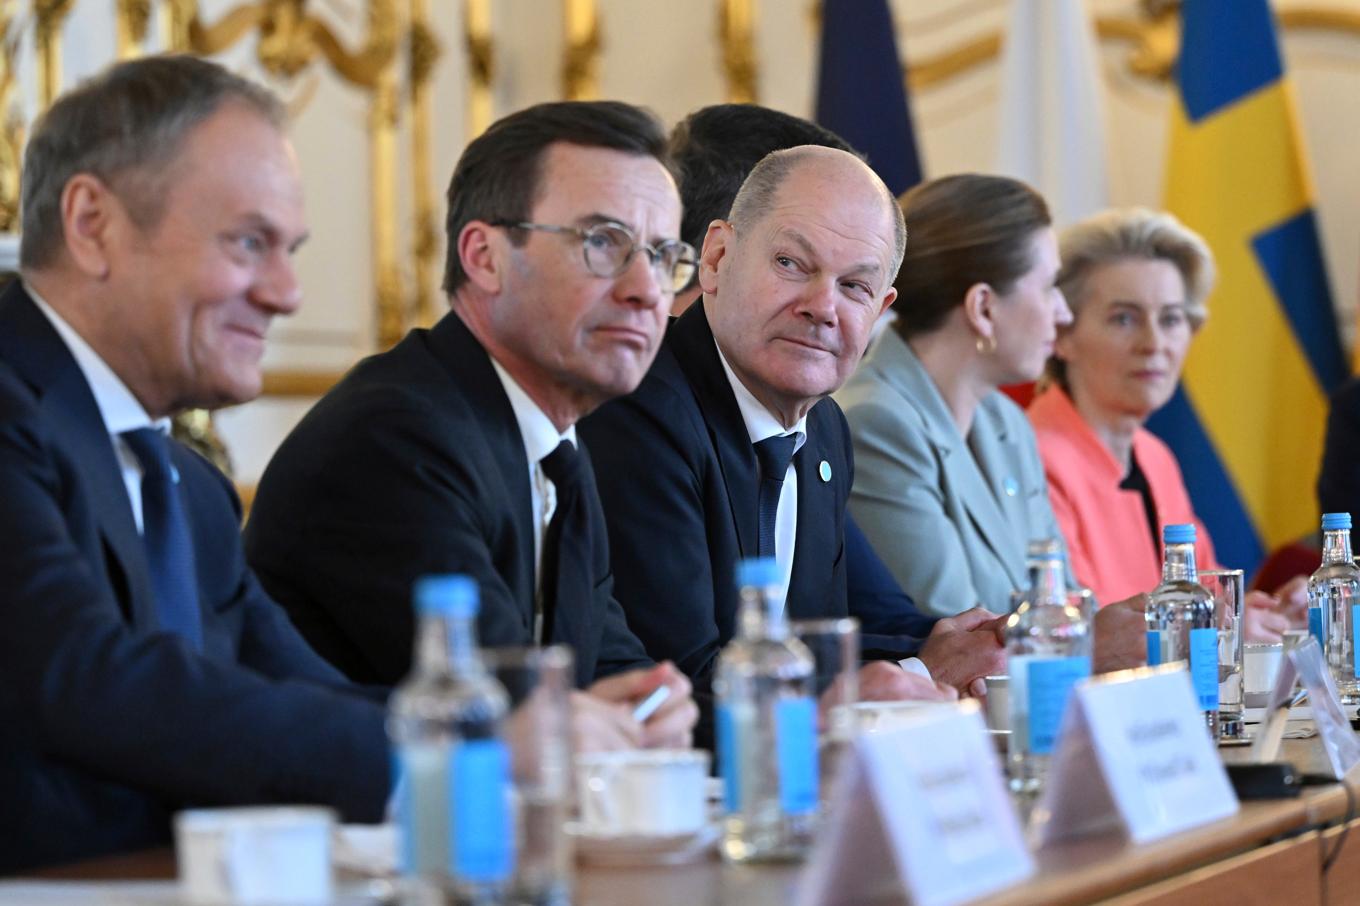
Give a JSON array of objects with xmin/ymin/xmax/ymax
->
[
  {"xmin": 20, "ymin": 54, "xmax": 285, "ymax": 269},
  {"xmin": 1045, "ymin": 207, "xmax": 1215, "ymax": 388},
  {"xmin": 728, "ymin": 145, "xmax": 907, "ymax": 277}
]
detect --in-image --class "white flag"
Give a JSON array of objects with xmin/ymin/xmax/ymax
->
[{"xmin": 995, "ymin": 0, "xmax": 1109, "ymax": 227}]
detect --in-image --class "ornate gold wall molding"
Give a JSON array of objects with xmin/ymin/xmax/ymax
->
[
  {"xmin": 720, "ymin": 0, "xmax": 758, "ymax": 103},
  {"xmin": 163, "ymin": 0, "xmax": 412, "ymax": 348},
  {"xmin": 0, "ymin": 1, "xmax": 21, "ymax": 233},
  {"xmin": 463, "ymin": 0, "xmax": 493, "ymax": 137},
  {"xmin": 562, "ymin": 0, "xmax": 600, "ymax": 101},
  {"xmin": 116, "ymin": 0, "xmax": 153, "ymax": 59},
  {"xmin": 35, "ymin": 0, "xmax": 75, "ymax": 107},
  {"xmin": 903, "ymin": 2, "xmax": 1360, "ymax": 91},
  {"xmin": 408, "ymin": 0, "xmax": 441, "ymax": 327},
  {"xmin": 261, "ymin": 368, "xmax": 344, "ymax": 397}
]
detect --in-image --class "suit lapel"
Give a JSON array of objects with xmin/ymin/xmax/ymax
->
[
  {"xmin": 873, "ymin": 331, "xmax": 1025, "ymax": 592},
  {"xmin": 966, "ymin": 410, "xmax": 1028, "ymax": 589},
  {"xmin": 0, "ymin": 284, "xmax": 156, "ymax": 627},
  {"xmin": 427, "ymin": 313, "xmax": 537, "ymax": 627},
  {"xmin": 668, "ymin": 306, "xmax": 761, "ymax": 561}
]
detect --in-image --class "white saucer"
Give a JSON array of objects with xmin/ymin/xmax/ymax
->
[{"xmin": 568, "ymin": 822, "xmax": 721, "ymax": 867}]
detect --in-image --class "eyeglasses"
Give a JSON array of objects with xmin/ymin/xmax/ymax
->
[{"xmin": 490, "ymin": 220, "xmax": 697, "ymax": 294}]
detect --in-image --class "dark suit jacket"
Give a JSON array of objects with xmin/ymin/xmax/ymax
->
[
  {"xmin": 0, "ymin": 283, "xmax": 389, "ymax": 874},
  {"xmin": 578, "ymin": 305, "xmax": 932, "ymax": 746},
  {"xmin": 244, "ymin": 311, "xmax": 651, "ymax": 690},
  {"xmin": 1319, "ymin": 376, "xmax": 1360, "ymax": 523}
]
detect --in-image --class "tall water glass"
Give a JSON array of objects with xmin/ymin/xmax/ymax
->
[
  {"xmin": 792, "ymin": 618, "xmax": 860, "ymax": 807},
  {"xmin": 484, "ymin": 645, "xmax": 574, "ymax": 906},
  {"xmin": 1199, "ymin": 570, "xmax": 1245, "ymax": 739}
]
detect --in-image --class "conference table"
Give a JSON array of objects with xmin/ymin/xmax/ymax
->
[{"xmin": 15, "ymin": 737, "xmax": 1360, "ymax": 905}]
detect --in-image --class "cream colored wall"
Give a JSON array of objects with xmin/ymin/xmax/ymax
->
[{"xmin": 11, "ymin": 0, "xmax": 1360, "ymax": 485}]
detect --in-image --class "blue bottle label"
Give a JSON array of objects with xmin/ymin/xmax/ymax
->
[
  {"xmin": 1310, "ymin": 606, "xmax": 1325, "ymax": 644},
  {"xmin": 449, "ymin": 740, "xmax": 514, "ymax": 882},
  {"xmin": 1027, "ymin": 656, "xmax": 1091, "ymax": 756},
  {"xmin": 1146, "ymin": 630, "xmax": 1162, "ymax": 666},
  {"xmin": 1189, "ymin": 627, "xmax": 1219, "ymax": 712},
  {"xmin": 775, "ymin": 696, "xmax": 819, "ymax": 816},
  {"xmin": 716, "ymin": 703, "xmax": 741, "ymax": 813},
  {"xmin": 1353, "ymin": 605, "xmax": 1360, "ymax": 679}
]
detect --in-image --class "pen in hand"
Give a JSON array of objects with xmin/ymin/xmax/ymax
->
[{"xmin": 631, "ymin": 685, "xmax": 672, "ymax": 723}]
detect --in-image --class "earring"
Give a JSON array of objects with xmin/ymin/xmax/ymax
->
[{"xmin": 975, "ymin": 335, "xmax": 997, "ymax": 355}]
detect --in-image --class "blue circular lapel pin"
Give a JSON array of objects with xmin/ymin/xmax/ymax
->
[
  {"xmin": 819, "ymin": 460, "xmax": 832, "ymax": 482},
  {"xmin": 1003, "ymin": 476, "xmax": 1019, "ymax": 497}
]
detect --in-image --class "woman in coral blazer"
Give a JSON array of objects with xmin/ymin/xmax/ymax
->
[{"xmin": 1028, "ymin": 209, "xmax": 1297, "ymax": 634}]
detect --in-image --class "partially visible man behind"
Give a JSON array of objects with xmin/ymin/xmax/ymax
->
[
  {"xmin": 245, "ymin": 101, "xmax": 696, "ymax": 748},
  {"xmin": 0, "ymin": 56, "xmax": 390, "ymax": 873}
]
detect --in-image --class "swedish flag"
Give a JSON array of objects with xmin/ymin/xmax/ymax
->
[{"xmin": 1148, "ymin": 0, "xmax": 1346, "ymax": 571}]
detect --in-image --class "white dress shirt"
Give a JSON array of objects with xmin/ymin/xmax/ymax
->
[
  {"xmin": 490, "ymin": 359, "xmax": 577, "ymax": 641},
  {"xmin": 26, "ymin": 281, "xmax": 167, "ymax": 534},
  {"xmin": 714, "ymin": 342, "xmax": 806, "ymax": 610},
  {"xmin": 714, "ymin": 338, "xmax": 933, "ymax": 680}
]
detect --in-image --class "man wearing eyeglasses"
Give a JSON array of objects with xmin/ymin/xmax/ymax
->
[{"xmin": 245, "ymin": 101, "xmax": 698, "ymax": 750}]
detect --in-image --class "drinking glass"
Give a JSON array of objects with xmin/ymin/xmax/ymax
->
[
  {"xmin": 791, "ymin": 617, "xmax": 860, "ymax": 808},
  {"xmin": 1199, "ymin": 569, "xmax": 1245, "ymax": 739},
  {"xmin": 791, "ymin": 617, "xmax": 861, "ymax": 744},
  {"xmin": 484, "ymin": 645, "xmax": 574, "ymax": 906}
]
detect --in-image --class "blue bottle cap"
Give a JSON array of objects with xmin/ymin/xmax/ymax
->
[
  {"xmin": 414, "ymin": 574, "xmax": 479, "ymax": 618},
  {"xmin": 1162, "ymin": 523, "xmax": 1196, "ymax": 545},
  {"xmin": 1322, "ymin": 512, "xmax": 1352, "ymax": 532},
  {"xmin": 735, "ymin": 557, "xmax": 780, "ymax": 589}
]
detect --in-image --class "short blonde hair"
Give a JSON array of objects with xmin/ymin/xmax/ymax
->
[{"xmin": 1045, "ymin": 208, "xmax": 1215, "ymax": 387}]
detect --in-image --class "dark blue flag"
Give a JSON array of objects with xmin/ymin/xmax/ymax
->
[{"xmin": 815, "ymin": 0, "xmax": 923, "ymax": 195}]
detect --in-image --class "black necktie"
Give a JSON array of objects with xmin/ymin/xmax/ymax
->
[
  {"xmin": 539, "ymin": 440, "xmax": 589, "ymax": 645},
  {"xmin": 121, "ymin": 428, "xmax": 203, "ymax": 650},
  {"xmin": 753, "ymin": 434, "xmax": 798, "ymax": 559}
]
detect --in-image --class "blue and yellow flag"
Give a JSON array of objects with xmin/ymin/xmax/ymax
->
[
  {"xmin": 814, "ymin": 0, "xmax": 922, "ymax": 196},
  {"xmin": 1147, "ymin": 0, "xmax": 1346, "ymax": 572}
]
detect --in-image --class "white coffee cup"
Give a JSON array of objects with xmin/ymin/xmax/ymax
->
[
  {"xmin": 1245, "ymin": 642, "xmax": 1284, "ymax": 695},
  {"xmin": 574, "ymin": 749, "xmax": 709, "ymax": 838},
  {"xmin": 851, "ymin": 699, "xmax": 957, "ymax": 734},
  {"xmin": 175, "ymin": 806, "xmax": 335, "ymax": 905},
  {"xmin": 982, "ymin": 675, "xmax": 1010, "ymax": 732}
]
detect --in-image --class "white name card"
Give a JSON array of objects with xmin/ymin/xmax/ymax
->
[
  {"xmin": 1256, "ymin": 638, "xmax": 1360, "ymax": 779},
  {"xmin": 797, "ymin": 702, "xmax": 1032, "ymax": 906},
  {"xmin": 1034, "ymin": 665, "xmax": 1238, "ymax": 846}
]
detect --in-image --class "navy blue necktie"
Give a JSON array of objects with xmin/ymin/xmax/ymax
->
[
  {"xmin": 122, "ymin": 428, "xmax": 203, "ymax": 650},
  {"xmin": 753, "ymin": 434, "xmax": 798, "ymax": 559},
  {"xmin": 539, "ymin": 440, "xmax": 589, "ymax": 645}
]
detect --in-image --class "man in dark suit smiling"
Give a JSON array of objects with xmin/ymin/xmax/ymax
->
[
  {"xmin": 0, "ymin": 56, "xmax": 390, "ymax": 872},
  {"xmin": 246, "ymin": 101, "xmax": 697, "ymax": 749}
]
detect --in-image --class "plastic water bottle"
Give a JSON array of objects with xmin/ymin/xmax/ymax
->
[
  {"xmin": 389, "ymin": 575, "xmax": 514, "ymax": 903},
  {"xmin": 714, "ymin": 557, "xmax": 819, "ymax": 863},
  {"xmin": 1309, "ymin": 512, "xmax": 1360, "ymax": 703},
  {"xmin": 1146, "ymin": 523, "xmax": 1218, "ymax": 736},
  {"xmin": 1004, "ymin": 543, "xmax": 1091, "ymax": 795}
]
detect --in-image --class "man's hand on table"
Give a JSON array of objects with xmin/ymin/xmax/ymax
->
[
  {"xmin": 917, "ymin": 607, "xmax": 1007, "ymax": 698},
  {"xmin": 856, "ymin": 660, "xmax": 957, "ymax": 703},
  {"xmin": 1093, "ymin": 593, "xmax": 1148, "ymax": 674},
  {"xmin": 579, "ymin": 662, "xmax": 697, "ymax": 751},
  {"xmin": 1243, "ymin": 589, "xmax": 1291, "ymax": 643}
]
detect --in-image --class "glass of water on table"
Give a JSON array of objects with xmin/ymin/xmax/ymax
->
[{"xmin": 1199, "ymin": 569, "xmax": 1245, "ymax": 740}]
